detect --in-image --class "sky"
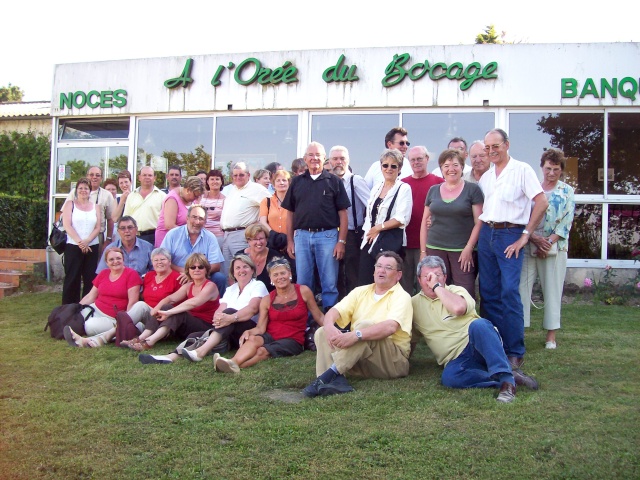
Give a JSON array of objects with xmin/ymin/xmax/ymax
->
[{"xmin": 1, "ymin": 0, "xmax": 636, "ymax": 102}]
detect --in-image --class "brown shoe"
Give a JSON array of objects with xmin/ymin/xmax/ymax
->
[
  {"xmin": 508, "ymin": 357, "xmax": 539, "ymax": 390},
  {"xmin": 496, "ymin": 382, "xmax": 516, "ymax": 403}
]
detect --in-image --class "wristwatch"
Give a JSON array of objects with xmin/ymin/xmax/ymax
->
[
  {"xmin": 355, "ymin": 330, "xmax": 363, "ymax": 341},
  {"xmin": 338, "ymin": 239, "xmax": 347, "ymax": 244},
  {"xmin": 522, "ymin": 229, "xmax": 530, "ymax": 236},
  {"xmin": 432, "ymin": 282, "xmax": 442, "ymax": 291}
]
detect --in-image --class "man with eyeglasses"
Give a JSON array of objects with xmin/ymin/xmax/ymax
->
[
  {"xmin": 363, "ymin": 127, "xmax": 413, "ymax": 189},
  {"xmin": 95, "ymin": 216, "xmax": 153, "ymax": 277},
  {"xmin": 412, "ymin": 256, "xmax": 538, "ymax": 403},
  {"xmin": 220, "ymin": 162, "xmax": 271, "ymax": 276},
  {"xmin": 477, "ymin": 128, "xmax": 548, "ymax": 381},
  {"xmin": 329, "ymin": 145, "xmax": 370, "ymax": 298},
  {"xmin": 463, "ymin": 141, "xmax": 492, "ymax": 184},
  {"xmin": 401, "ymin": 146, "xmax": 444, "ymax": 294},
  {"xmin": 431, "ymin": 137, "xmax": 473, "ymax": 178},
  {"xmin": 302, "ymin": 251, "xmax": 412, "ymax": 397},
  {"xmin": 122, "ymin": 166, "xmax": 166, "ymax": 244},
  {"xmin": 283, "ymin": 142, "xmax": 350, "ymax": 313},
  {"xmin": 64, "ymin": 165, "xmax": 116, "ymax": 254},
  {"xmin": 160, "ymin": 205, "xmax": 226, "ymax": 294}
]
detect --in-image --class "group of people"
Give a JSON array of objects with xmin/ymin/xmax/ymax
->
[{"xmin": 56, "ymin": 125, "xmax": 575, "ymax": 403}]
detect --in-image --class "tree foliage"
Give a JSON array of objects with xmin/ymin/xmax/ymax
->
[
  {"xmin": 475, "ymin": 25, "xmax": 504, "ymax": 44},
  {"xmin": 0, "ymin": 84, "xmax": 24, "ymax": 102},
  {"xmin": 0, "ymin": 131, "xmax": 51, "ymax": 199}
]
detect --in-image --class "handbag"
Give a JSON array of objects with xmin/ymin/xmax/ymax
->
[
  {"xmin": 369, "ymin": 187, "xmax": 404, "ymax": 259},
  {"xmin": 49, "ymin": 218, "xmax": 67, "ymax": 255},
  {"xmin": 45, "ymin": 303, "xmax": 94, "ymax": 340},
  {"xmin": 530, "ymin": 241, "xmax": 558, "ymax": 257}
]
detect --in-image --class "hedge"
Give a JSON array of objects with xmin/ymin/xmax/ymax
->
[{"xmin": 0, "ymin": 194, "xmax": 48, "ymax": 248}]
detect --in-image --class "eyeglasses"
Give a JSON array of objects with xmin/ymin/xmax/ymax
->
[
  {"xmin": 189, "ymin": 265, "xmax": 206, "ymax": 270},
  {"xmin": 374, "ymin": 263, "xmax": 400, "ymax": 272},
  {"xmin": 152, "ymin": 257, "xmax": 168, "ymax": 263},
  {"xmin": 409, "ymin": 156, "xmax": 426, "ymax": 163},
  {"xmin": 118, "ymin": 225, "xmax": 136, "ymax": 231},
  {"xmin": 381, "ymin": 163, "xmax": 399, "ymax": 170},
  {"xmin": 420, "ymin": 273, "xmax": 444, "ymax": 279},
  {"xmin": 232, "ymin": 173, "xmax": 247, "ymax": 178},
  {"xmin": 88, "ymin": 173, "xmax": 102, "ymax": 178},
  {"xmin": 396, "ymin": 141, "xmax": 410, "ymax": 147},
  {"xmin": 250, "ymin": 236, "xmax": 266, "ymax": 242},
  {"xmin": 484, "ymin": 142, "xmax": 505, "ymax": 151}
]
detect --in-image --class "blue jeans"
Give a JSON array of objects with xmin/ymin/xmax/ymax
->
[
  {"xmin": 210, "ymin": 272, "xmax": 227, "ymax": 299},
  {"xmin": 294, "ymin": 228, "xmax": 339, "ymax": 309},
  {"xmin": 441, "ymin": 319, "xmax": 515, "ymax": 388},
  {"xmin": 478, "ymin": 223, "xmax": 525, "ymax": 358}
]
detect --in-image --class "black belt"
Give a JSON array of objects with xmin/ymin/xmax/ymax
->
[
  {"xmin": 137, "ymin": 229, "xmax": 156, "ymax": 236},
  {"xmin": 485, "ymin": 222, "xmax": 524, "ymax": 229},
  {"xmin": 302, "ymin": 227, "xmax": 333, "ymax": 232},
  {"xmin": 223, "ymin": 227, "xmax": 246, "ymax": 232}
]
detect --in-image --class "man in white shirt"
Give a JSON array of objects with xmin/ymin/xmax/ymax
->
[
  {"xmin": 477, "ymin": 128, "xmax": 548, "ymax": 381},
  {"xmin": 363, "ymin": 127, "xmax": 413, "ymax": 188}
]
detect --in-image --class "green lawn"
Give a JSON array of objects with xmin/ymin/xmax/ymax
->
[{"xmin": 1, "ymin": 292, "xmax": 638, "ymax": 479}]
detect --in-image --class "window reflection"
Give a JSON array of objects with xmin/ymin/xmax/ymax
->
[
  {"xmin": 569, "ymin": 204, "xmax": 602, "ymax": 259},
  {"xmin": 509, "ymin": 113, "xmax": 604, "ymax": 195},
  {"xmin": 137, "ymin": 117, "xmax": 213, "ymax": 188},
  {"xmin": 608, "ymin": 204, "xmax": 640, "ymax": 260},
  {"xmin": 311, "ymin": 114, "xmax": 397, "ymax": 176},
  {"xmin": 215, "ymin": 116, "xmax": 297, "ymax": 176},
  {"xmin": 59, "ymin": 120, "xmax": 129, "ymax": 140},
  {"xmin": 55, "ymin": 147, "xmax": 106, "ymax": 194},
  {"xmin": 608, "ymin": 113, "xmax": 640, "ymax": 195},
  {"xmin": 403, "ymin": 113, "xmax": 495, "ymax": 172}
]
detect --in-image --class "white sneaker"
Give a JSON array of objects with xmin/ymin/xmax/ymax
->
[
  {"xmin": 181, "ymin": 348, "xmax": 202, "ymax": 362},
  {"xmin": 545, "ymin": 341, "xmax": 557, "ymax": 349},
  {"xmin": 215, "ymin": 356, "xmax": 240, "ymax": 374}
]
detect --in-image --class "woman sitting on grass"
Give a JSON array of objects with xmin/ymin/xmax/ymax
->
[{"xmin": 214, "ymin": 257, "xmax": 323, "ymax": 373}]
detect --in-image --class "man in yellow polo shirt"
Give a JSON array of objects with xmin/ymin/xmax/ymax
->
[
  {"xmin": 412, "ymin": 256, "xmax": 539, "ymax": 403},
  {"xmin": 302, "ymin": 251, "xmax": 412, "ymax": 397}
]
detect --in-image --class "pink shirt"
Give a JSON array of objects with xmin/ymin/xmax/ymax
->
[
  {"xmin": 92, "ymin": 268, "xmax": 142, "ymax": 314},
  {"xmin": 155, "ymin": 189, "xmax": 189, "ymax": 247},
  {"xmin": 142, "ymin": 270, "xmax": 182, "ymax": 308}
]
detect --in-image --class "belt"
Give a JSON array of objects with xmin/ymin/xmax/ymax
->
[
  {"xmin": 485, "ymin": 221, "xmax": 524, "ymax": 229},
  {"xmin": 137, "ymin": 229, "xmax": 156, "ymax": 236},
  {"xmin": 302, "ymin": 227, "xmax": 332, "ymax": 232},
  {"xmin": 223, "ymin": 227, "xmax": 246, "ymax": 232}
]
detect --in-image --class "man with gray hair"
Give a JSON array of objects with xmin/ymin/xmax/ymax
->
[
  {"xmin": 329, "ymin": 145, "xmax": 370, "ymax": 298},
  {"xmin": 96, "ymin": 216, "xmax": 153, "ymax": 277},
  {"xmin": 401, "ymin": 146, "xmax": 444, "ymax": 294},
  {"xmin": 219, "ymin": 162, "xmax": 271, "ymax": 272},
  {"xmin": 412, "ymin": 256, "xmax": 538, "ymax": 403},
  {"xmin": 463, "ymin": 141, "xmax": 492, "ymax": 184},
  {"xmin": 431, "ymin": 137, "xmax": 473, "ymax": 177}
]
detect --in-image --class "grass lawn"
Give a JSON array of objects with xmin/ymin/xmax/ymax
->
[{"xmin": 0, "ymin": 292, "xmax": 638, "ymax": 479}]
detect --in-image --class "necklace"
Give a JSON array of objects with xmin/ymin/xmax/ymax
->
[{"xmin": 276, "ymin": 285, "xmax": 296, "ymax": 301}]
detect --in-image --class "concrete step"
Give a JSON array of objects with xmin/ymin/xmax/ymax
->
[
  {"xmin": 0, "ymin": 249, "xmax": 47, "ymax": 262},
  {"xmin": 0, "ymin": 271, "xmax": 24, "ymax": 286},
  {"xmin": 0, "ymin": 259, "xmax": 46, "ymax": 274},
  {"xmin": 0, "ymin": 282, "xmax": 17, "ymax": 298}
]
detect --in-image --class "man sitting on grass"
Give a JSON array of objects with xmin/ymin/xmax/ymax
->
[
  {"xmin": 411, "ymin": 256, "xmax": 539, "ymax": 403},
  {"xmin": 302, "ymin": 251, "xmax": 412, "ymax": 397}
]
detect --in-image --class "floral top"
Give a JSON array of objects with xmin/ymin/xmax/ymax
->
[{"xmin": 538, "ymin": 180, "xmax": 575, "ymax": 251}]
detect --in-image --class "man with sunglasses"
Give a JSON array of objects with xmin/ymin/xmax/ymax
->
[
  {"xmin": 363, "ymin": 127, "xmax": 413, "ymax": 189},
  {"xmin": 302, "ymin": 251, "xmax": 412, "ymax": 397},
  {"xmin": 477, "ymin": 128, "xmax": 548, "ymax": 384},
  {"xmin": 95, "ymin": 216, "xmax": 153, "ymax": 277}
]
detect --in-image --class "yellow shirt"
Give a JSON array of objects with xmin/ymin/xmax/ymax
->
[
  {"xmin": 412, "ymin": 285, "xmax": 478, "ymax": 366},
  {"xmin": 334, "ymin": 282, "xmax": 413, "ymax": 357},
  {"xmin": 123, "ymin": 187, "xmax": 166, "ymax": 231}
]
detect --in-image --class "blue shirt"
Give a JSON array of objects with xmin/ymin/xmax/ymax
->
[
  {"xmin": 96, "ymin": 237, "xmax": 154, "ymax": 276},
  {"xmin": 160, "ymin": 225, "xmax": 224, "ymax": 268}
]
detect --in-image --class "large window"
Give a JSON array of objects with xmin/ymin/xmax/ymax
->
[
  {"xmin": 137, "ymin": 117, "xmax": 213, "ymax": 188},
  {"xmin": 55, "ymin": 145, "xmax": 128, "ymax": 195},
  {"xmin": 403, "ymin": 112, "xmax": 495, "ymax": 172},
  {"xmin": 570, "ymin": 204, "xmax": 602, "ymax": 260},
  {"xmin": 608, "ymin": 113, "xmax": 640, "ymax": 196},
  {"xmin": 215, "ymin": 115, "xmax": 298, "ymax": 176},
  {"xmin": 310, "ymin": 113, "xmax": 397, "ymax": 176}
]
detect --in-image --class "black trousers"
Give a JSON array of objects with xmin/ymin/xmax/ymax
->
[
  {"xmin": 338, "ymin": 229, "xmax": 363, "ymax": 300},
  {"xmin": 62, "ymin": 243, "xmax": 99, "ymax": 304}
]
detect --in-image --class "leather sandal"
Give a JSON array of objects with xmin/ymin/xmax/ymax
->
[
  {"xmin": 119, "ymin": 337, "xmax": 140, "ymax": 348},
  {"xmin": 129, "ymin": 339, "xmax": 152, "ymax": 351}
]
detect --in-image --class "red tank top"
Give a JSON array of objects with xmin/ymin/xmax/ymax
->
[
  {"xmin": 267, "ymin": 284, "xmax": 308, "ymax": 345},
  {"xmin": 188, "ymin": 280, "xmax": 219, "ymax": 324}
]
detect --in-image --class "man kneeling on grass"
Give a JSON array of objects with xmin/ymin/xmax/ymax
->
[
  {"xmin": 302, "ymin": 251, "xmax": 412, "ymax": 398},
  {"xmin": 411, "ymin": 256, "xmax": 539, "ymax": 403}
]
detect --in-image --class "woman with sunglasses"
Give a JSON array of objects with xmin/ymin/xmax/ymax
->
[
  {"xmin": 357, "ymin": 149, "xmax": 412, "ymax": 286},
  {"xmin": 214, "ymin": 257, "xmax": 323, "ymax": 373},
  {"xmin": 126, "ymin": 253, "xmax": 219, "ymax": 353},
  {"xmin": 155, "ymin": 176, "xmax": 203, "ymax": 247}
]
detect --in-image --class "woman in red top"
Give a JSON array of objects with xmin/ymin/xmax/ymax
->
[
  {"xmin": 127, "ymin": 253, "xmax": 219, "ymax": 351},
  {"xmin": 214, "ymin": 257, "xmax": 324, "ymax": 373}
]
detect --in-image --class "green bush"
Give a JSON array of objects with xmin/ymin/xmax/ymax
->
[
  {"xmin": 0, "ymin": 194, "xmax": 48, "ymax": 248},
  {"xmin": 0, "ymin": 131, "xmax": 51, "ymax": 200}
]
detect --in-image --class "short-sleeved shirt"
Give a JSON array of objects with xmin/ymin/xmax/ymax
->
[
  {"xmin": 142, "ymin": 269, "xmax": 182, "ymax": 308},
  {"xmin": 478, "ymin": 157, "xmax": 543, "ymax": 225},
  {"xmin": 160, "ymin": 225, "xmax": 224, "ymax": 268},
  {"xmin": 412, "ymin": 285, "xmax": 478, "ymax": 366},
  {"xmin": 402, "ymin": 174, "xmax": 444, "ymax": 248},
  {"xmin": 220, "ymin": 279, "xmax": 269, "ymax": 323},
  {"xmin": 334, "ymin": 282, "xmax": 413, "ymax": 357},
  {"xmin": 220, "ymin": 182, "xmax": 271, "ymax": 230},
  {"xmin": 96, "ymin": 237, "xmax": 154, "ymax": 276},
  {"xmin": 123, "ymin": 187, "xmax": 166, "ymax": 232},
  {"xmin": 339, "ymin": 172, "xmax": 370, "ymax": 230},
  {"xmin": 92, "ymin": 267, "xmax": 142, "ymax": 314},
  {"xmin": 425, "ymin": 182, "xmax": 484, "ymax": 251},
  {"xmin": 282, "ymin": 170, "xmax": 351, "ymax": 230}
]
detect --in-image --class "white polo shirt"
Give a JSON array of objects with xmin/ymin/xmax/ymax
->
[{"xmin": 220, "ymin": 182, "xmax": 271, "ymax": 230}]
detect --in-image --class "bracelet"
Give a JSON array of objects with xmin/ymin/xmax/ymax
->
[
  {"xmin": 338, "ymin": 239, "xmax": 346, "ymax": 244},
  {"xmin": 420, "ymin": 250, "xmax": 426, "ymax": 253},
  {"xmin": 381, "ymin": 223, "xmax": 385, "ymax": 229}
]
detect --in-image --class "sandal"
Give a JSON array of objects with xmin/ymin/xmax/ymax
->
[
  {"xmin": 63, "ymin": 326, "xmax": 84, "ymax": 348},
  {"xmin": 88, "ymin": 335, "xmax": 106, "ymax": 348},
  {"xmin": 129, "ymin": 339, "xmax": 152, "ymax": 351},
  {"xmin": 119, "ymin": 337, "xmax": 140, "ymax": 348}
]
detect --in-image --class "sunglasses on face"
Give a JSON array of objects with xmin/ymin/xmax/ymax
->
[
  {"xmin": 189, "ymin": 265, "xmax": 206, "ymax": 270},
  {"xmin": 381, "ymin": 163, "xmax": 399, "ymax": 170}
]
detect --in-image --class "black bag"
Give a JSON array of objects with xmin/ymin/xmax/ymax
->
[
  {"xmin": 49, "ymin": 218, "xmax": 67, "ymax": 255},
  {"xmin": 369, "ymin": 187, "xmax": 404, "ymax": 259},
  {"xmin": 267, "ymin": 229, "xmax": 288, "ymax": 251},
  {"xmin": 45, "ymin": 303, "xmax": 94, "ymax": 340}
]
